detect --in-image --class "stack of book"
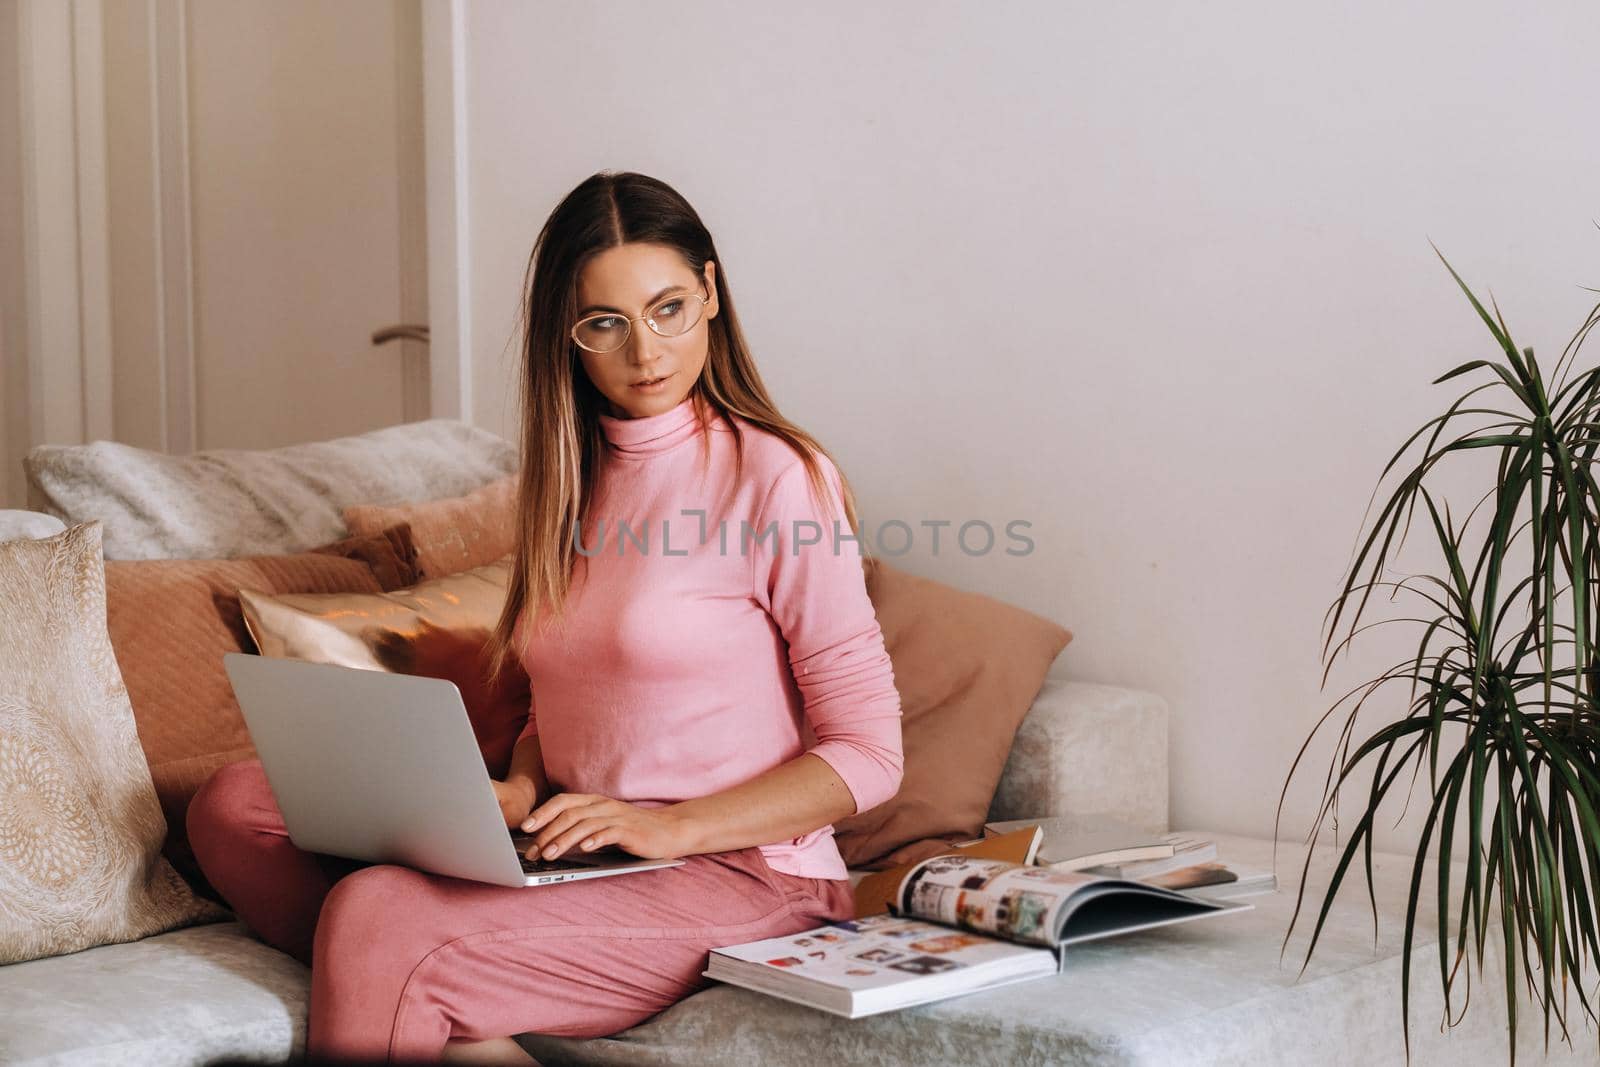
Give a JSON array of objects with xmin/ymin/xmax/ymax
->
[{"xmin": 982, "ymin": 817, "xmax": 1277, "ymax": 901}]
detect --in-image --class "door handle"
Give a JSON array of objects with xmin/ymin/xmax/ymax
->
[{"xmin": 372, "ymin": 324, "xmax": 430, "ymax": 345}]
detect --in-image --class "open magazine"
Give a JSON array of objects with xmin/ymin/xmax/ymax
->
[{"xmin": 705, "ymin": 843, "xmax": 1252, "ymax": 1018}]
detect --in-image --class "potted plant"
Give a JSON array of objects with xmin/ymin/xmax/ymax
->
[{"xmin": 1280, "ymin": 247, "xmax": 1600, "ymax": 1062}]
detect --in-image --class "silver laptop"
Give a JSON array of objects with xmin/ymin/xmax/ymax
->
[{"xmin": 222, "ymin": 652, "xmax": 683, "ymax": 888}]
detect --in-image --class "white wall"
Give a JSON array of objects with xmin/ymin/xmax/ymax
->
[{"xmin": 462, "ymin": 0, "xmax": 1600, "ymax": 851}]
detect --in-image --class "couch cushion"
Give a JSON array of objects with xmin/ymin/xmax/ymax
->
[
  {"xmin": 24, "ymin": 418, "xmax": 516, "ymax": 560},
  {"xmin": 987, "ymin": 678, "xmax": 1169, "ymax": 835},
  {"xmin": 0, "ymin": 524, "xmax": 226, "ymax": 965},
  {"xmin": 0, "ymin": 920, "xmax": 308, "ymax": 1066}
]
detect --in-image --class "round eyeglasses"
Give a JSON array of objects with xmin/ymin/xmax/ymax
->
[{"xmin": 570, "ymin": 288, "xmax": 710, "ymax": 354}]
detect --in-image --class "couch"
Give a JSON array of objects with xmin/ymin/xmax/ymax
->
[
  {"xmin": 5, "ymin": 422, "xmax": 1577, "ymax": 1066},
  {"xmin": 0, "ymin": 668, "xmax": 1164, "ymax": 1067},
  {"xmin": 0, "ymin": 421, "xmax": 1170, "ymax": 1066}
]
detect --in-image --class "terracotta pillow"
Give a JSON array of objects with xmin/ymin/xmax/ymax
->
[
  {"xmin": 237, "ymin": 559, "xmax": 529, "ymax": 780},
  {"xmin": 344, "ymin": 474, "xmax": 517, "ymax": 579},
  {"xmin": 832, "ymin": 558, "xmax": 1074, "ymax": 870},
  {"xmin": 103, "ymin": 525, "xmax": 420, "ymax": 891},
  {"xmin": 310, "ymin": 523, "xmax": 420, "ymax": 590},
  {"xmin": 0, "ymin": 523, "xmax": 226, "ymax": 964}
]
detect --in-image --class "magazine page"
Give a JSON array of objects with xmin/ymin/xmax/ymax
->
[
  {"xmin": 893, "ymin": 853, "xmax": 1109, "ymax": 947},
  {"xmin": 851, "ymin": 825, "xmax": 1043, "ymax": 918},
  {"xmin": 712, "ymin": 914, "xmax": 1049, "ymax": 992}
]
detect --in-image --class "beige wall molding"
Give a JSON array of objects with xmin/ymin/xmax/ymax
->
[
  {"xmin": 149, "ymin": 0, "xmax": 197, "ymax": 454},
  {"xmin": 422, "ymin": 0, "xmax": 470, "ymax": 423},
  {"xmin": 394, "ymin": 0, "xmax": 429, "ymax": 425},
  {"xmin": 17, "ymin": 0, "xmax": 114, "ymax": 449}
]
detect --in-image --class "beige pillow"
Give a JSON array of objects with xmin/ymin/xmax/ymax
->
[
  {"xmin": 0, "ymin": 523, "xmax": 225, "ymax": 964},
  {"xmin": 237, "ymin": 559, "xmax": 529, "ymax": 779},
  {"xmin": 832, "ymin": 558, "xmax": 1074, "ymax": 870},
  {"xmin": 344, "ymin": 474, "xmax": 517, "ymax": 579}
]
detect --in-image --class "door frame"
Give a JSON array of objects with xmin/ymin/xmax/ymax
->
[
  {"xmin": 12, "ymin": 0, "xmax": 472, "ymax": 458},
  {"xmin": 421, "ymin": 0, "xmax": 471, "ymax": 426},
  {"xmin": 14, "ymin": 0, "xmax": 114, "ymax": 451}
]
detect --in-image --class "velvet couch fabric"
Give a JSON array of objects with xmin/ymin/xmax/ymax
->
[{"xmin": 0, "ymin": 921, "xmax": 309, "ymax": 1066}]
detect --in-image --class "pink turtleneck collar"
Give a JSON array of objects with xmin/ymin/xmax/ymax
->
[{"xmin": 598, "ymin": 394, "xmax": 704, "ymax": 459}]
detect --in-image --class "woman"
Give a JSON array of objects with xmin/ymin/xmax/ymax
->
[{"xmin": 187, "ymin": 171, "xmax": 905, "ymax": 1064}]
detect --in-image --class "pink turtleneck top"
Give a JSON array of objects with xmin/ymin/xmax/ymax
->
[{"xmin": 512, "ymin": 395, "xmax": 904, "ymax": 880}]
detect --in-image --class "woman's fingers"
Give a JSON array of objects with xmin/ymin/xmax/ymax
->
[
  {"xmin": 538, "ymin": 816, "xmax": 618, "ymax": 860},
  {"xmin": 525, "ymin": 809, "xmax": 584, "ymax": 857},
  {"xmin": 523, "ymin": 797, "xmax": 618, "ymax": 856},
  {"xmin": 520, "ymin": 792, "xmax": 593, "ymax": 833}
]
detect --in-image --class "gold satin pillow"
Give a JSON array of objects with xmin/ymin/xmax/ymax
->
[{"xmin": 236, "ymin": 558, "xmax": 530, "ymax": 778}]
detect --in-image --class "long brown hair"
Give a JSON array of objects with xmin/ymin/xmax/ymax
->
[{"xmin": 486, "ymin": 171, "xmax": 867, "ymax": 680}]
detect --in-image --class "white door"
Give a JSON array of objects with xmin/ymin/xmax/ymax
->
[{"xmin": 101, "ymin": 0, "xmax": 430, "ymax": 453}]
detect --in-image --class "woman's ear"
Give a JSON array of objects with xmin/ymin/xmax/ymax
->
[{"xmin": 703, "ymin": 261, "xmax": 719, "ymax": 320}]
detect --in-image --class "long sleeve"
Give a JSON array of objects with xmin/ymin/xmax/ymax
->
[
  {"xmin": 514, "ymin": 691, "xmax": 537, "ymax": 745},
  {"xmin": 750, "ymin": 454, "xmax": 904, "ymax": 815},
  {"xmin": 509, "ymin": 609, "xmax": 538, "ymax": 745}
]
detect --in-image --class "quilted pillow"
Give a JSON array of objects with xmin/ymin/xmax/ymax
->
[{"xmin": 0, "ymin": 523, "xmax": 226, "ymax": 964}]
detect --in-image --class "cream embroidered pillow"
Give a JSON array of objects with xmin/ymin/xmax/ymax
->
[{"xmin": 0, "ymin": 523, "xmax": 224, "ymax": 964}]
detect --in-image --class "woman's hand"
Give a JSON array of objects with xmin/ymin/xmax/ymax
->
[
  {"xmin": 491, "ymin": 776, "xmax": 539, "ymax": 830},
  {"xmin": 520, "ymin": 793, "xmax": 692, "ymax": 862}
]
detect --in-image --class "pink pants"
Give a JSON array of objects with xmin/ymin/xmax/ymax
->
[{"xmin": 186, "ymin": 759, "xmax": 855, "ymax": 1062}]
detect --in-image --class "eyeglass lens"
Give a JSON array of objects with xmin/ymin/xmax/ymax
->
[{"xmin": 574, "ymin": 293, "xmax": 704, "ymax": 353}]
